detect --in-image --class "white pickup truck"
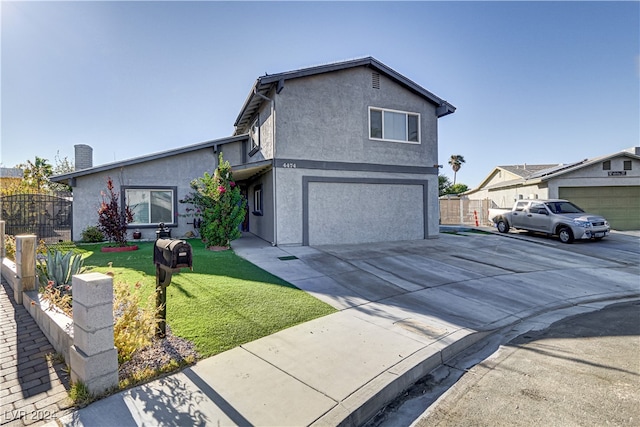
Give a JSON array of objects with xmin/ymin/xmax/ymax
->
[{"xmin": 489, "ymin": 199, "xmax": 610, "ymax": 243}]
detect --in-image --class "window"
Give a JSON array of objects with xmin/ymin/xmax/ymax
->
[
  {"xmin": 369, "ymin": 107, "xmax": 420, "ymax": 143},
  {"xmin": 624, "ymin": 160, "xmax": 632, "ymax": 171},
  {"xmin": 124, "ymin": 187, "xmax": 176, "ymax": 226},
  {"xmin": 252, "ymin": 184, "xmax": 263, "ymax": 216},
  {"xmin": 249, "ymin": 116, "xmax": 260, "ymax": 156},
  {"xmin": 530, "ymin": 202, "xmax": 547, "ymax": 214},
  {"xmin": 602, "ymin": 160, "xmax": 611, "ymax": 170}
]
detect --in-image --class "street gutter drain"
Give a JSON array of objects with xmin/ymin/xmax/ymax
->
[{"xmin": 278, "ymin": 255, "xmax": 298, "ymax": 261}]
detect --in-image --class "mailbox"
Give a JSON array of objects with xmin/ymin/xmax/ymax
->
[{"xmin": 154, "ymin": 238, "xmax": 192, "ymax": 270}]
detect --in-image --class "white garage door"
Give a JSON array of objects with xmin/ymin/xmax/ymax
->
[{"xmin": 307, "ymin": 181, "xmax": 425, "ymax": 245}]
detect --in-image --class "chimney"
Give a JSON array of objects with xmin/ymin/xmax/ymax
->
[{"xmin": 74, "ymin": 144, "xmax": 93, "ymax": 170}]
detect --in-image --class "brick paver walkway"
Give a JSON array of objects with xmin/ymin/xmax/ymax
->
[{"xmin": 1, "ymin": 278, "xmax": 73, "ymax": 426}]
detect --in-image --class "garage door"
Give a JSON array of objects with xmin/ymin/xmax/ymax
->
[
  {"xmin": 559, "ymin": 186, "xmax": 640, "ymax": 231},
  {"xmin": 306, "ymin": 181, "xmax": 425, "ymax": 245}
]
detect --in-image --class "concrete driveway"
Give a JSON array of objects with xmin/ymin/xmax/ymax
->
[
  {"xmin": 230, "ymin": 228, "xmax": 639, "ymax": 425},
  {"xmin": 57, "ymin": 230, "xmax": 639, "ymax": 427}
]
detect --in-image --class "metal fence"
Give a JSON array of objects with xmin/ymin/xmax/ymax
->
[
  {"xmin": 0, "ymin": 193, "xmax": 72, "ymax": 243},
  {"xmin": 439, "ymin": 197, "xmax": 492, "ymax": 226}
]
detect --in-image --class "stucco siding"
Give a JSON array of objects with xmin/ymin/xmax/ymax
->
[
  {"xmin": 274, "ymin": 166, "xmax": 436, "ymax": 246},
  {"xmin": 70, "ymin": 149, "xmax": 217, "ymax": 241},
  {"xmin": 274, "ymin": 67, "xmax": 438, "ymax": 168},
  {"xmin": 246, "ymin": 170, "xmax": 274, "ymax": 244},
  {"xmin": 483, "ymin": 184, "xmax": 548, "ymax": 208},
  {"xmin": 546, "ymin": 156, "xmax": 640, "ymax": 197}
]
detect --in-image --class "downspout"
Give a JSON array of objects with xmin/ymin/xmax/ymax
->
[{"xmin": 254, "ymin": 88, "xmax": 277, "ymax": 246}]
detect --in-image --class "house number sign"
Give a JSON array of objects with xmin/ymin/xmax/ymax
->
[{"xmin": 282, "ymin": 162, "xmax": 297, "ymax": 168}]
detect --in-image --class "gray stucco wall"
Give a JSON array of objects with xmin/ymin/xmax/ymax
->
[
  {"xmin": 274, "ymin": 67, "xmax": 438, "ymax": 168},
  {"xmin": 274, "ymin": 166, "xmax": 438, "ymax": 246},
  {"xmin": 245, "ymin": 170, "xmax": 274, "ymax": 244},
  {"xmin": 71, "ymin": 148, "xmax": 218, "ymax": 241},
  {"xmin": 269, "ymin": 66, "xmax": 441, "ymax": 245}
]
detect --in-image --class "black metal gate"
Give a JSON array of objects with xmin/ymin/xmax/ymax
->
[{"xmin": 0, "ymin": 193, "xmax": 72, "ymax": 243}]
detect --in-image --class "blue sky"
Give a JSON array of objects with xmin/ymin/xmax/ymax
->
[{"xmin": 1, "ymin": 1, "xmax": 638, "ymax": 188}]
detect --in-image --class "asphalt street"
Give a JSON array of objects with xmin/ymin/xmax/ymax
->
[{"xmin": 369, "ymin": 299, "xmax": 640, "ymax": 427}]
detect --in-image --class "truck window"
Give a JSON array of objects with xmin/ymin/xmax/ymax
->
[
  {"xmin": 515, "ymin": 202, "xmax": 527, "ymax": 212},
  {"xmin": 530, "ymin": 202, "xmax": 546, "ymax": 214},
  {"xmin": 545, "ymin": 201, "xmax": 584, "ymax": 214}
]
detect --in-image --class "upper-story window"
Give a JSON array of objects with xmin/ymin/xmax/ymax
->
[
  {"xmin": 124, "ymin": 187, "xmax": 176, "ymax": 226},
  {"xmin": 602, "ymin": 160, "xmax": 611, "ymax": 170},
  {"xmin": 369, "ymin": 107, "xmax": 420, "ymax": 143},
  {"xmin": 624, "ymin": 160, "xmax": 632, "ymax": 171},
  {"xmin": 249, "ymin": 115, "xmax": 260, "ymax": 156}
]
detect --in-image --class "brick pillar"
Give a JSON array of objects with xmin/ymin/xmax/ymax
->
[
  {"xmin": 69, "ymin": 272, "xmax": 119, "ymax": 395},
  {"xmin": 15, "ymin": 234, "xmax": 37, "ymax": 304},
  {"xmin": 0, "ymin": 221, "xmax": 5, "ymax": 258}
]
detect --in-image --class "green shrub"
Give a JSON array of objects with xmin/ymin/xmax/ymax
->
[
  {"xmin": 180, "ymin": 153, "xmax": 246, "ymax": 248},
  {"xmin": 81, "ymin": 226, "xmax": 104, "ymax": 243}
]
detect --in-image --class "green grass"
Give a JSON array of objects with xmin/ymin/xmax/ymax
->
[{"xmin": 72, "ymin": 239, "xmax": 336, "ymax": 358}]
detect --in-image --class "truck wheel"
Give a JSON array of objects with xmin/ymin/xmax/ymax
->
[
  {"xmin": 497, "ymin": 220, "xmax": 509, "ymax": 233},
  {"xmin": 558, "ymin": 227, "xmax": 574, "ymax": 244}
]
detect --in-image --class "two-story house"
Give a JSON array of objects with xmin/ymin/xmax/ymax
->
[{"xmin": 51, "ymin": 57, "xmax": 455, "ymax": 246}]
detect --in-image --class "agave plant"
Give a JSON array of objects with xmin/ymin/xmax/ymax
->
[{"xmin": 37, "ymin": 249, "xmax": 85, "ymax": 289}]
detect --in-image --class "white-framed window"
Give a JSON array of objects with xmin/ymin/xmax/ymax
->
[
  {"xmin": 369, "ymin": 107, "xmax": 420, "ymax": 143},
  {"xmin": 249, "ymin": 115, "xmax": 260, "ymax": 156},
  {"xmin": 252, "ymin": 184, "xmax": 263, "ymax": 216},
  {"xmin": 124, "ymin": 187, "xmax": 176, "ymax": 226}
]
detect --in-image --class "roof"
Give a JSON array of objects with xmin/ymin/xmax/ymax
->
[
  {"xmin": 497, "ymin": 164, "xmax": 560, "ymax": 179},
  {"xmin": 50, "ymin": 134, "xmax": 248, "ymax": 183},
  {"xmin": 233, "ymin": 56, "xmax": 456, "ymax": 132},
  {"xmin": 0, "ymin": 168, "xmax": 23, "ymax": 178}
]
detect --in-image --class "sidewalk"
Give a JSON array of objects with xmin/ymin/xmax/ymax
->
[
  {"xmin": 45, "ymin": 231, "xmax": 640, "ymax": 426},
  {"xmin": 0, "ymin": 279, "xmax": 73, "ymax": 427}
]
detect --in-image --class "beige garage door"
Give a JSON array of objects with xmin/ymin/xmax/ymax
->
[{"xmin": 558, "ymin": 186, "xmax": 640, "ymax": 231}]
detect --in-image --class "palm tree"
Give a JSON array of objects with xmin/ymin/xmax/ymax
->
[
  {"xmin": 448, "ymin": 154, "xmax": 466, "ymax": 186},
  {"xmin": 20, "ymin": 156, "xmax": 53, "ymax": 192}
]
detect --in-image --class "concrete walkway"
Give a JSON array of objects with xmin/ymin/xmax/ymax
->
[
  {"xmin": 0, "ymin": 279, "xmax": 73, "ymax": 427},
  {"xmin": 52, "ymin": 231, "xmax": 639, "ymax": 426}
]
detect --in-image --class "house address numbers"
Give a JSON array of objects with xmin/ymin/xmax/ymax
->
[{"xmin": 282, "ymin": 162, "xmax": 297, "ymax": 168}]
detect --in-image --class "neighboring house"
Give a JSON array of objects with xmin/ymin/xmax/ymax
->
[
  {"xmin": 464, "ymin": 147, "xmax": 640, "ymax": 230},
  {"xmin": 51, "ymin": 57, "xmax": 455, "ymax": 245}
]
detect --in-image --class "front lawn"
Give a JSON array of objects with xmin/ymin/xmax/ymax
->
[{"xmin": 71, "ymin": 239, "xmax": 336, "ymax": 358}]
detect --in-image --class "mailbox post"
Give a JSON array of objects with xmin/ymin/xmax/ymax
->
[{"xmin": 153, "ymin": 224, "xmax": 192, "ymax": 338}]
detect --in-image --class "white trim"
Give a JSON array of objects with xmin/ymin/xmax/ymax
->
[{"xmin": 368, "ymin": 106, "xmax": 421, "ymax": 144}]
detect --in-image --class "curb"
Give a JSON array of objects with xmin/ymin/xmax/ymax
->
[{"xmin": 314, "ymin": 294, "xmax": 640, "ymax": 427}]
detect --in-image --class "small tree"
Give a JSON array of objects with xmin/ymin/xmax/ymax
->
[
  {"xmin": 181, "ymin": 153, "xmax": 246, "ymax": 248},
  {"xmin": 438, "ymin": 174, "xmax": 452, "ymax": 197},
  {"xmin": 98, "ymin": 177, "xmax": 133, "ymax": 246}
]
